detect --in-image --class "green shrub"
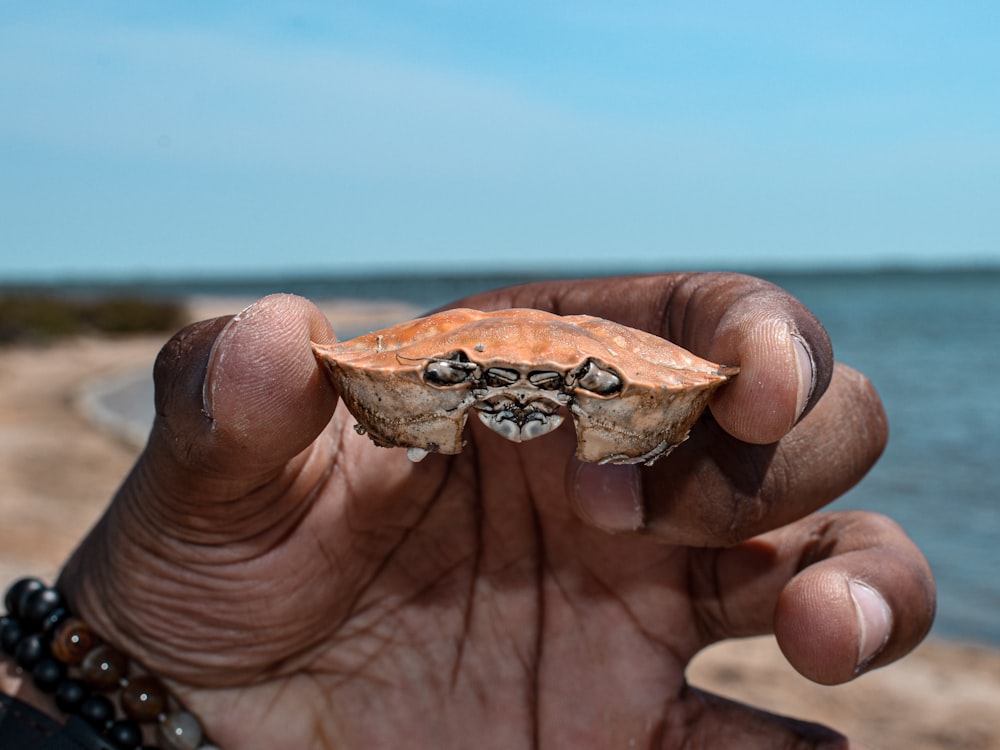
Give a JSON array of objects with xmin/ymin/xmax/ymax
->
[{"xmin": 0, "ymin": 294, "xmax": 188, "ymax": 344}]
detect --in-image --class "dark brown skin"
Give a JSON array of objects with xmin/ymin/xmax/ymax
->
[{"xmin": 19, "ymin": 273, "xmax": 933, "ymax": 748}]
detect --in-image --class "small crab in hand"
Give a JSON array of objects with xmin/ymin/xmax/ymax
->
[{"xmin": 312, "ymin": 308, "xmax": 737, "ymax": 466}]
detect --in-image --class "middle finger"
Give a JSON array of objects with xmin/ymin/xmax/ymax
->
[{"xmin": 637, "ymin": 362, "xmax": 887, "ymax": 546}]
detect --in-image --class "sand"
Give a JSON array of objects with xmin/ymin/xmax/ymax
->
[{"xmin": 1, "ymin": 297, "xmax": 998, "ymax": 749}]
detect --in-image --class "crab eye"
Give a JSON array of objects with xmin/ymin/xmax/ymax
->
[
  {"xmin": 484, "ymin": 368, "xmax": 520, "ymax": 388},
  {"xmin": 573, "ymin": 360, "xmax": 622, "ymax": 395},
  {"xmin": 528, "ymin": 371, "xmax": 563, "ymax": 390},
  {"xmin": 424, "ymin": 352, "xmax": 474, "ymax": 386}
]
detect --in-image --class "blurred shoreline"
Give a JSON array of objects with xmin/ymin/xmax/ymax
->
[
  {"xmin": 5, "ymin": 265, "xmax": 999, "ymax": 318},
  {"xmin": 1, "ymin": 294, "xmax": 999, "ymax": 748}
]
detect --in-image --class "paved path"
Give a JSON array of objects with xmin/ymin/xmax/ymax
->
[{"xmin": 78, "ymin": 367, "xmax": 155, "ymax": 449}]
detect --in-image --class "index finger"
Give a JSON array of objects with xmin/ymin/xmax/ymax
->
[{"xmin": 453, "ymin": 272, "xmax": 833, "ymax": 445}]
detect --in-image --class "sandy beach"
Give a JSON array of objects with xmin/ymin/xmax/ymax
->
[{"xmin": 1, "ymin": 297, "xmax": 999, "ymax": 749}]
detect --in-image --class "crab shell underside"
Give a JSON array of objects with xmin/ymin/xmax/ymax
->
[{"xmin": 312, "ymin": 308, "xmax": 737, "ymax": 466}]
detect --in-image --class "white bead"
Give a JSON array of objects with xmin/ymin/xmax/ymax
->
[{"xmin": 157, "ymin": 710, "xmax": 204, "ymax": 750}]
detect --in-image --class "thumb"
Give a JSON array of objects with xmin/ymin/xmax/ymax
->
[
  {"xmin": 150, "ymin": 294, "xmax": 338, "ymax": 486},
  {"xmin": 57, "ymin": 295, "xmax": 343, "ymax": 683}
]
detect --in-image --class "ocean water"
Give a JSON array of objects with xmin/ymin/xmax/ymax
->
[{"xmin": 13, "ymin": 269, "xmax": 1000, "ymax": 644}]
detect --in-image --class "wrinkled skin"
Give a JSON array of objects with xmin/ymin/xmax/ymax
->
[{"xmin": 43, "ymin": 273, "xmax": 932, "ymax": 749}]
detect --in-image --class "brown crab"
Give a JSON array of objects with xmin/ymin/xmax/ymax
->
[{"xmin": 312, "ymin": 308, "xmax": 737, "ymax": 466}]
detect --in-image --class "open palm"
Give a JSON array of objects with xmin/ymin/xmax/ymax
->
[{"xmin": 59, "ymin": 274, "xmax": 934, "ymax": 749}]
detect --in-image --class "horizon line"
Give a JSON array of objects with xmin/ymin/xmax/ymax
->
[{"xmin": 4, "ymin": 259, "xmax": 1000, "ymax": 289}]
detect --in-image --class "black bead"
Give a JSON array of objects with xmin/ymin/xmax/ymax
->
[
  {"xmin": 0, "ymin": 617, "xmax": 24, "ymax": 655},
  {"xmin": 14, "ymin": 633, "xmax": 49, "ymax": 670},
  {"xmin": 106, "ymin": 719, "xmax": 143, "ymax": 750},
  {"xmin": 79, "ymin": 694, "xmax": 115, "ymax": 731},
  {"xmin": 4, "ymin": 577, "xmax": 44, "ymax": 618},
  {"xmin": 55, "ymin": 677, "xmax": 90, "ymax": 714},
  {"xmin": 21, "ymin": 587, "xmax": 64, "ymax": 631},
  {"xmin": 40, "ymin": 605, "xmax": 71, "ymax": 634},
  {"xmin": 31, "ymin": 656, "xmax": 67, "ymax": 693}
]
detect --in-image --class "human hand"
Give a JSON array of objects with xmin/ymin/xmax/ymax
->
[{"xmin": 55, "ymin": 273, "xmax": 934, "ymax": 748}]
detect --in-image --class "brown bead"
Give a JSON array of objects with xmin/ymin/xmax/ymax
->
[
  {"xmin": 81, "ymin": 643, "xmax": 128, "ymax": 690},
  {"xmin": 51, "ymin": 617, "xmax": 101, "ymax": 665},
  {"xmin": 121, "ymin": 674, "xmax": 168, "ymax": 722}
]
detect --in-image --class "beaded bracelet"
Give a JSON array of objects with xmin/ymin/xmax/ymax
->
[{"xmin": 1, "ymin": 578, "xmax": 218, "ymax": 750}]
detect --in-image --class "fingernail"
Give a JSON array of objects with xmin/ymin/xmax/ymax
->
[
  {"xmin": 792, "ymin": 334, "xmax": 816, "ymax": 421},
  {"xmin": 849, "ymin": 580, "xmax": 892, "ymax": 671},
  {"xmin": 202, "ymin": 302, "xmax": 256, "ymax": 419},
  {"xmin": 572, "ymin": 463, "xmax": 644, "ymax": 532}
]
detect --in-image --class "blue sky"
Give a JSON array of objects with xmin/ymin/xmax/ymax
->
[{"xmin": 2, "ymin": 2, "xmax": 998, "ymax": 280}]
